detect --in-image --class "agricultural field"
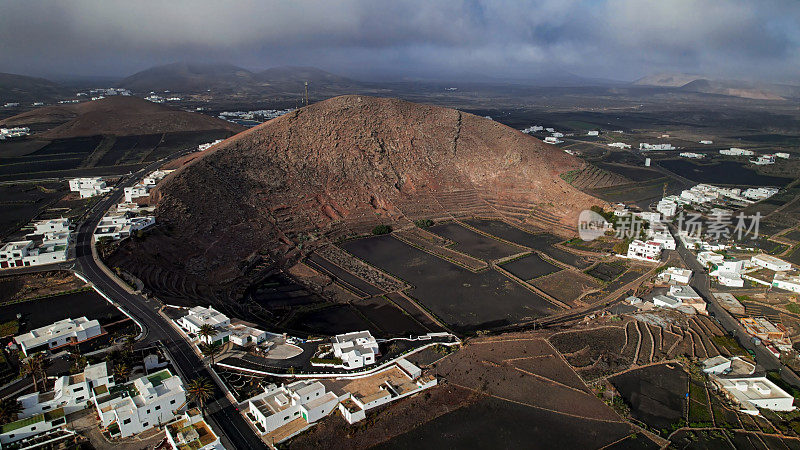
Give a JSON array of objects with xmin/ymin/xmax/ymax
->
[
  {"xmin": 532, "ymin": 269, "xmax": 602, "ymax": 305},
  {"xmin": 0, "ymin": 271, "xmax": 87, "ymax": 304},
  {"xmin": 0, "ymin": 182, "xmax": 69, "ymax": 238},
  {"xmin": 427, "ymin": 221, "xmax": 526, "ymax": 261},
  {"xmin": 341, "ymin": 235, "xmax": 560, "ymax": 333},
  {"xmin": 609, "ymin": 363, "xmax": 687, "ymax": 431},
  {"xmin": 0, "ymin": 289, "xmax": 125, "ymax": 330},
  {"xmin": 500, "ymin": 253, "xmax": 561, "ymax": 280},
  {"xmin": 587, "ymin": 261, "xmax": 628, "ymax": 282}
]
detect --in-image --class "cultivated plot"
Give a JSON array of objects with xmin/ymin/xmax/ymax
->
[
  {"xmin": 0, "ymin": 290, "xmax": 125, "ymax": 329},
  {"xmin": 341, "ymin": 235, "xmax": 559, "ymax": 332},
  {"xmin": 500, "ymin": 253, "xmax": 561, "ymax": 280},
  {"xmin": 427, "ymin": 221, "xmax": 526, "ymax": 261}
]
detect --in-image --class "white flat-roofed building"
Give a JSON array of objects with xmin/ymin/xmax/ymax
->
[
  {"xmin": 543, "ymin": 136, "xmax": 563, "ymax": 144},
  {"xmin": 720, "ymin": 148, "xmax": 754, "ymax": 156},
  {"xmin": 650, "ymin": 230, "xmax": 676, "ymax": 250},
  {"xmin": 587, "ymin": 130, "xmax": 599, "ymax": 136},
  {"xmin": 164, "ymin": 409, "xmax": 224, "ymax": 450},
  {"xmin": 751, "ymin": 154, "xmax": 776, "ymax": 165},
  {"xmin": 627, "ymin": 240, "xmax": 662, "ymax": 262},
  {"xmin": 608, "ymin": 142, "xmax": 631, "ymax": 149},
  {"xmin": 0, "ymin": 408, "xmax": 67, "ymax": 446},
  {"xmin": 124, "ymin": 184, "xmax": 151, "ymax": 203},
  {"xmin": 332, "ymin": 331, "xmax": 380, "ymax": 369},
  {"xmin": 14, "ymin": 317, "xmax": 101, "ymax": 356},
  {"xmin": 178, "ymin": 306, "xmax": 231, "ymax": 344},
  {"xmin": 247, "ymin": 381, "xmax": 338, "ymax": 436},
  {"xmin": 142, "ymin": 170, "xmax": 172, "ymax": 186},
  {"xmin": 0, "ymin": 235, "xmax": 69, "ymax": 269},
  {"xmin": 95, "ymin": 213, "xmax": 155, "ymax": 241},
  {"xmin": 69, "ymin": 177, "xmax": 111, "ymax": 198},
  {"xmin": 699, "ymin": 140, "xmax": 713, "ymax": 144},
  {"xmin": 94, "ymin": 369, "xmax": 186, "ymax": 438},
  {"xmin": 661, "ymin": 267, "xmax": 692, "ymax": 284},
  {"xmin": 18, "ymin": 362, "xmax": 113, "ymax": 417},
  {"xmin": 653, "ymin": 295, "xmax": 681, "ymax": 308},
  {"xmin": 680, "ymin": 152, "xmax": 705, "ymax": 159},
  {"xmin": 743, "ymin": 187, "xmax": 779, "ymax": 201},
  {"xmin": 697, "ymin": 251, "xmax": 725, "ymax": 268},
  {"xmin": 656, "ymin": 199, "xmax": 678, "ymax": 218},
  {"xmin": 229, "ymin": 323, "xmax": 267, "ymax": 347},
  {"xmin": 751, "ymin": 254, "xmax": 791, "ymax": 272},
  {"xmin": 712, "ymin": 376, "xmax": 795, "ymax": 415},
  {"xmin": 773, "ymin": 273, "xmax": 800, "ymax": 294},
  {"xmin": 717, "ymin": 272, "xmax": 744, "ymax": 287},
  {"xmin": 32, "ymin": 218, "xmax": 70, "ymax": 235},
  {"xmin": 639, "ymin": 143, "xmax": 675, "ymax": 151},
  {"xmin": 776, "ymin": 152, "xmax": 790, "ymax": 159}
]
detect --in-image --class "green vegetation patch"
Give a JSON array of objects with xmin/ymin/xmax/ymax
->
[
  {"xmin": 0, "ymin": 320, "xmax": 19, "ymax": 338},
  {"xmin": 786, "ymin": 303, "xmax": 800, "ymax": 314},
  {"xmin": 146, "ymin": 369, "xmax": 172, "ymax": 386}
]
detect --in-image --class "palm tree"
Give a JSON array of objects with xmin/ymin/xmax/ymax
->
[
  {"xmin": 197, "ymin": 324, "xmax": 217, "ymax": 344},
  {"xmin": 21, "ymin": 356, "xmax": 40, "ymax": 391},
  {"xmin": 187, "ymin": 377, "xmax": 214, "ymax": 417},
  {"xmin": 0, "ymin": 398, "xmax": 22, "ymax": 425},
  {"xmin": 200, "ymin": 341, "xmax": 222, "ymax": 366},
  {"xmin": 114, "ymin": 363, "xmax": 131, "ymax": 383},
  {"xmin": 34, "ymin": 353, "xmax": 50, "ymax": 391}
]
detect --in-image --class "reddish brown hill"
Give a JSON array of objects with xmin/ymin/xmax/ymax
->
[
  {"xmin": 147, "ymin": 95, "xmax": 601, "ymax": 282},
  {"xmin": 0, "ymin": 96, "xmax": 243, "ymax": 138}
]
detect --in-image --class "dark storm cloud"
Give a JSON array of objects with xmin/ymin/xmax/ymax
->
[{"xmin": 0, "ymin": 0, "xmax": 797, "ymax": 82}]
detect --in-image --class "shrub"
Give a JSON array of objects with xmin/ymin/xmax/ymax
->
[
  {"xmin": 414, "ymin": 219, "xmax": 434, "ymax": 228},
  {"xmin": 372, "ymin": 225, "xmax": 392, "ymax": 235}
]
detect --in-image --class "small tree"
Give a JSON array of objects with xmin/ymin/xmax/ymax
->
[
  {"xmin": 114, "ymin": 363, "xmax": 131, "ymax": 383},
  {"xmin": 187, "ymin": 377, "xmax": 214, "ymax": 417},
  {"xmin": 372, "ymin": 225, "xmax": 392, "ymax": 235},
  {"xmin": 0, "ymin": 398, "xmax": 22, "ymax": 425},
  {"xmin": 198, "ymin": 324, "xmax": 217, "ymax": 344}
]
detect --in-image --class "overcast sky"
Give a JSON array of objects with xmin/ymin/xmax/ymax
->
[{"xmin": 1, "ymin": 0, "xmax": 798, "ymax": 83}]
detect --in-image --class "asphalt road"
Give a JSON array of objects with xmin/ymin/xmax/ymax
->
[
  {"xmin": 73, "ymin": 156, "xmax": 268, "ymax": 449},
  {"xmin": 669, "ymin": 224, "xmax": 800, "ymax": 389}
]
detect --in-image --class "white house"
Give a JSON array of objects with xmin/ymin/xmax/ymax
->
[
  {"xmin": 650, "ymin": 230, "xmax": 676, "ymax": 250},
  {"xmin": 543, "ymin": 136, "xmax": 563, "ymax": 144},
  {"xmin": 0, "ymin": 408, "xmax": 67, "ymax": 446},
  {"xmin": 142, "ymin": 170, "xmax": 172, "ymax": 186},
  {"xmin": 94, "ymin": 369, "xmax": 186, "ymax": 438},
  {"xmin": 69, "ymin": 177, "xmax": 111, "ymax": 198},
  {"xmin": 178, "ymin": 306, "xmax": 231, "ymax": 344},
  {"xmin": 697, "ymin": 251, "xmax": 725, "ymax": 268},
  {"xmin": 712, "ymin": 376, "xmax": 795, "ymax": 415},
  {"xmin": 587, "ymin": 130, "xmax": 599, "ymax": 136},
  {"xmin": 94, "ymin": 213, "xmax": 156, "ymax": 241},
  {"xmin": 751, "ymin": 254, "xmax": 792, "ymax": 272},
  {"xmin": 680, "ymin": 152, "xmax": 705, "ymax": 159},
  {"xmin": 717, "ymin": 272, "xmax": 744, "ymax": 287},
  {"xmin": 608, "ymin": 142, "xmax": 631, "ymax": 149},
  {"xmin": 14, "ymin": 317, "xmax": 102, "ymax": 356},
  {"xmin": 699, "ymin": 140, "xmax": 713, "ymax": 145},
  {"xmin": 773, "ymin": 273, "xmax": 800, "ymax": 294},
  {"xmin": 743, "ymin": 187, "xmax": 779, "ymax": 201},
  {"xmin": 332, "ymin": 331, "xmax": 380, "ymax": 369},
  {"xmin": 661, "ymin": 267, "xmax": 692, "ymax": 284},
  {"xmin": 720, "ymin": 148, "xmax": 754, "ymax": 156},
  {"xmin": 656, "ymin": 199, "xmax": 678, "ymax": 218},
  {"xmin": 0, "ymin": 236, "xmax": 69, "ymax": 270},
  {"xmin": 18, "ymin": 362, "xmax": 114, "ymax": 417},
  {"xmin": 229, "ymin": 323, "xmax": 267, "ymax": 347},
  {"xmin": 627, "ymin": 240, "xmax": 662, "ymax": 262},
  {"xmin": 639, "ymin": 143, "xmax": 675, "ymax": 151},
  {"xmin": 164, "ymin": 409, "xmax": 223, "ymax": 450},
  {"xmin": 247, "ymin": 381, "xmax": 338, "ymax": 436},
  {"xmin": 32, "ymin": 218, "xmax": 70, "ymax": 235},
  {"xmin": 775, "ymin": 152, "xmax": 790, "ymax": 159},
  {"xmin": 653, "ymin": 295, "xmax": 681, "ymax": 308},
  {"xmin": 124, "ymin": 184, "xmax": 151, "ymax": 203}
]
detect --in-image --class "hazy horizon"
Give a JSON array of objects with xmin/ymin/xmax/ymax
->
[{"xmin": 1, "ymin": 0, "xmax": 798, "ymax": 85}]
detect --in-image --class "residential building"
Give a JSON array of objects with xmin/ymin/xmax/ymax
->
[
  {"xmin": 0, "ymin": 408, "xmax": 67, "ymax": 446},
  {"xmin": 653, "ymin": 295, "xmax": 681, "ymax": 309},
  {"xmin": 229, "ymin": 323, "xmax": 267, "ymax": 347},
  {"xmin": 720, "ymin": 148, "xmax": 754, "ymax": 156},
  {"xmin": 94, "ymin": 369, "xmax": 186, "ymax": 438},
  {"xmin": 332, "ymin": 331, "xmax": 380, "ymax": 369},
  {"xmin": 543, "ymin": 136, "xmax": 563, "ymax": 144},
  {"xmin": 551, "ymin": 132, "xmax": 564, "ymax": 138},
  {"xmin": 740, "ymin": 317, "xmax": 787, "ymax": 342},
  {"xmin": 679, "ymin": 152, "xmax": 705, "ymax": 159},
  {"xmin": 751, "ymin": 154, "xmax": 776, "ymax": 165},
  {"xmin": 178, "ymin": 306, "xmax": 231, "ymax": 344},
  {"xmin": 697, "ymin": 251, "xmax": 724, "ymax": 268},
  {"xmin": 717, "ymin": 272, "xmax": 744, "ymax": 287},
  {"xmin": 247, "ymin": 381, "xmax": 338, "ymax": 436},
  {"xmin": 587, "ymin": 130, "xmax": 599, "ymax": 136},
  {"xmin": 32, "ymin": 218, "xmax": 70, "ymax": 235},
  {"xmin": 94, "ymin": 213, "xmax": 155, "ymax": 241},
  {"xmin": 124, "ymin": 184, "xmax": 151, "ymax": 203},
  {"xmin": 656, "ymin": 199, "xmax": 678, "ymax": 218},
  {"xmin": 639, "ymin": 143, "xmax": 675, "ymax": 151},
  {"xmin": 661, "ymin": 267, "xmax": 692, "ymax": 284},
  {"xmin": 18, "ymin": 362, "xmax": 113, "ymax": 417},
  {"xmin": 0, "ymin": 234, "xmax": 69, "ymax": 269},
  {"xmin": 197, "ymin": 139, "xmax": 224, "ymax": 152},
  {"xmin": 69, "ymin": 177, "xmax": 111, "ymax": 198},
  {"xmin": 775, "ymin": 152, "xmax": 790, "ymax": 159},
  {"xmin": 699, "ymin": 140, "xmax": 713, "ymax": 144},
  {"xmin": 608, "ymin": 142, "xmax": 631, "ymax": 149},
  {"xmin": 164, "ymin": 409, "xmax": 224, "ymax": 450},
  {"xmin": 626, "ymin": 240, "xmax": 662, "ymax": 262},
  {"xmin": 773, "ymin": 273, "xmax": 800, "ymax": 294},
  {"xmin": 650, "ymin": 230, "xmax": 676, "ymax": 250},
  {"xmin": 751, "ymin": 254, "xmax": 791, "ymax": 272},
  {"xmin": 142, "ymin": 170, "xmax": 172, "ymax": 186},
  {"xmin": 711, "ymin": 376, "xmax": 795, "ymax": 415},
  {"xmin": 743, "ymin": 187, "xmax": 779, "ymax": 201},
  {"xmin": 14, "ymin": 317, "xmax": 102, "ymax": 356}
]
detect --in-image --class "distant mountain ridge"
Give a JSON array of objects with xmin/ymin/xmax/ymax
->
[
  {"xmin": 634, "ymin": 72, "xmax": 798, "ymax": 100},
  {"xmin": 0, "ymin": 72, "xmax": 65, "ymax": 102}
]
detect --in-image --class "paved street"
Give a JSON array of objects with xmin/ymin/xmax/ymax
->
[{"xmin": 72, "ymin": 155, "xmax": 268, "ymax": 449}]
